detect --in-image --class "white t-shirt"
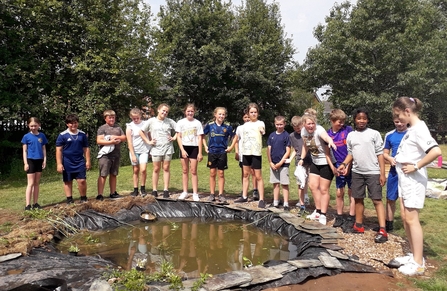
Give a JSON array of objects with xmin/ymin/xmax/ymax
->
[
  {"xmin": 395, "ymin": 120, "xmax": 438, "ymax": 176},
  {"xmin": 142, "ymin": 117, "xmax": 177, "ymax": 156},
  {"xmin": 301, "ymin": 125, "xmax": 335, "ymax": 165},
  {"xmin": 175, "ymin": 118, "xmax": 204, "ymax": 146},
  {"xmin": 240, "ymin": 120, "xmax": 265, "ymax": 156},
  {"xmin": 126, "ymin": 120, "xmax": 150, "ymax": 154}
]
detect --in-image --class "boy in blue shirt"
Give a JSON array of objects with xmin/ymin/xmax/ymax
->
[
  {"xmin": 267, "ymin": 116, "xmax": 291, "ymax": 210},
  {"xmin": 56, "ymin": 114, "xmax": 91, "ymax": 204}
]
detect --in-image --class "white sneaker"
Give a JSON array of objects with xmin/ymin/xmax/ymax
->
[
  {"xmin": 318, "ymin": 214, "xmax": 327, "ymax": 225},
  {"xmin": 398, "ymin": 258, "xmax": 425, "ymax": 276},
  {"xmin": 192, "ymin": 193, "xmax": 200, "ymax": 202},
  {"xmin": 304, "ymin": 194, "xmax": 310, "ymax": 205},
  {"xmin": 394, "ymin": 253, "xmax": 413, "ymax": 265},
  {"xmin": 178, "ymin": 192, "xmax": 188, "ymax": 200},
  {"xmin": 307, "ymin": 209, "xmax": 320, "ymax": 221}
]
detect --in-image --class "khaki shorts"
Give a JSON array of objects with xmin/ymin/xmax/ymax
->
[{"xmin": 152, "ymin": 154, "xmax": 173, "ymax": 162}]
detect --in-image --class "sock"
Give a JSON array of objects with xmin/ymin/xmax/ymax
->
[
  {"xmin": 134, "ymin": 187, "xmax": 138, "ymax": 192},
  {"xmin": 321, "ymin": 212, "xmax": 326, "ymax": 216},
  {"xmin": 348, "ymin": 215, "xmax": 355, "ymax": 221},
  {"xmin": 355, "ymin": 222, "xmax": 363, "ymax": 228},
  {"xmin": 140, "ymin": 185, "xmax": 146, "ymax": 191},
  {"xmin": 273, "ymin": 200, "xmax": 279, "ymax": 206},
  {"xmin": 67, "ymin": 196, "xmax": 73, "ymax": 201},
  {"xmin": 283, "ymin": 202, "xmax": 289, "ymax": 207},
  {"xmin": 317, "ymin": 209, "xmax": 322, "ymax": 214}
]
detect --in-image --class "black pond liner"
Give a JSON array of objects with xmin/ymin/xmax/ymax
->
[{"xmin": 1, "ymin": 200, "xmax": 377, "ymax": 291}]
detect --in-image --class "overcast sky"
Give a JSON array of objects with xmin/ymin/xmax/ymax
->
[{"xmin": 144, "ymin": 0, "xmax": 357, "ymax": 64}]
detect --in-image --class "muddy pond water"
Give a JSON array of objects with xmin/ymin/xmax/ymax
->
[{"xmin": 57, "ymin": 217, "xmax": 298, "ymax": 278}]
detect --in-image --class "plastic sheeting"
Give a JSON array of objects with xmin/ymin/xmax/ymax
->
[{"xmin": 1, "ymin": 200, "xmax": 378, "ymax": 291}]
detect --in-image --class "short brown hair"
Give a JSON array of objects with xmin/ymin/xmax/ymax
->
[
  {"xmin": 291, "ymin": 116, "xmax": 302, "ymax": 127},
  {"xmin": 103, "ymin": 110, "xmax": 116, "ymax": 117},
  {"xmin": 329, "ymin": 109, "xmax": 346, "ymax": 122}
]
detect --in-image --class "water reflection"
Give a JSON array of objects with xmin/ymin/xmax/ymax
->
[{"xmin": 59, "ymin": 218, "xmax": 298, "ymax": 278}]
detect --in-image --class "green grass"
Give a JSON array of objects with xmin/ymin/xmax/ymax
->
[{"xmin": 1, "ymin": 145, "xmax": 447, "ymax": 289}]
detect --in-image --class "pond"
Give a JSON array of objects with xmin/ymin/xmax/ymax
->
[{"xmin": 57, "ymin": 217, "xmax": 298, "ymax": 278}]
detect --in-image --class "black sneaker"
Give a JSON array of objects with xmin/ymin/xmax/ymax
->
[
  {"xmin": 258, "ymin": 200, "xmax": 266, "ymax": 209},
  {"xmin": 333, "ymin": 215, "xmax": 344, "ymax": 228},
  {"xmin": 374, "ymin": 229, "xmax": 388, "ymax": 243},
  {"xmin": 33, "ymin": 203, "xmax": 42, "ymax": 209},
  {"xmin": 131, "ymin": 189, "xmax": 139, "ymax": 197},
  {"xmin": 80, "ymin": 196, "xmax": 88, "ymax": 203},
  {"xmin": 141, "ymin": 188, "xmax": 147, "ymax": 197},
  {"xmin": 96, "ymin": 194, "xmax": 104, "ymax": 201},
  {"xmin": 110, "ymin": 192, "xmax": 122, "ymax": 199},
  {"xmin": 207, "ymin": 194, "xmax": 216, "ymax": 202},
  {"xmin": 218, "ymin": 195, "xmax": 226, "ymax": 203},
  {"xmin": 284, "ymin": 205, "xmax": 290, "ymax": 211},
  {"xmin": 252, "ymin": 189, "xmax": 260, "ymax": 201},
  {"xmin": 152, "ymin": 190, "xmax": 158, "ymax": 197},
  {"xmin": 25, "ymin": 205, "xmax": 32, "ymax": 211},
  {"xmin": 234, "ymin": 196, "xmax": 248, "ymax": 203},
  {"xmin": 163, "ymin": 190, "xmax": 170, "ymax": 198},
  {"xmin": 67, "ymin": 197, "xmax": 74, "ymax": 205}
]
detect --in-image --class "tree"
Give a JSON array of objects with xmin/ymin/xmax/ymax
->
[
  {"xmin": 154, "ymin": 0, "xmax": 295, "ymax": 124},
  {"xmin": 302, "ymin": 0, "xmax": 447, "ymax": 131}
]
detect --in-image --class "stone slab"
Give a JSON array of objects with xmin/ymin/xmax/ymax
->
[
  {"xmin": 267, "ymin": 207, "xmax": 285, "ymax": 213},
  {"xmin": 327, "ymin": 249, "xmax": 349, "ymax": 260},
  {"xmin": 234, "ymin": 204, "xmax": 269, "ymax": 212},
  {"xmin": 0, "ymin": 253, "xmax": 21, "ymax": 263},
  {"xmin": 320, "ymin": 232, "xmax": 345, "ymax": 239},
  {"xmin": 300, "ymin": 221, "xmax": 334, "ymax": 230},
  {"xmin": 287, "ymin": 259, "xmax": 323, "ymax": 268},
  {"xmin": 223, "ymin": 204, "xmax": 247, "ymax": 211},
  {"xmin": 278, "ymin": 213, "xmax": 306, "ymax": 226},
  {"xmin": 296, "ymin": 225, "xmax": 336, "ymax": 235},
  {"xmin": 266, "ymin": 262, "xmax": 298, "ymax": 274},
  {"xmin": 239, "ymin": 265, "xmax": 283, "ymax": 287},
  {"xmin": 203, "ymin": 271, "xmax": 252, "ymax": 291},
  {"xmin": 318, "ymin": 255, "xmax": 345, "ymax": 269},
  {"xmin": 321, "ymin": 239, "xmax": 339, "ymax": 244}
]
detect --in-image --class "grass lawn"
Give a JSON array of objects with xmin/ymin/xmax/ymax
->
[{"xmin": 1, "ymin": 145, "xmax": 447, "ymax": 289}]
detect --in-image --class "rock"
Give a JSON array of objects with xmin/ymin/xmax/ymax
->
[{"xmin": 89, "ymin": 279, "xmax": 112, "ymax": 291}]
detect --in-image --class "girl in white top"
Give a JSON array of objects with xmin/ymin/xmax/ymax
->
[
  {"xmin": 298, "ymin": 111, "xmax": 337, "ymax": 225},
  {"xmin": 140, "ymin": 103, "xmax": 177, "ymax": 198},
  {"xmin": 234, "ymin": 103, "xmax": 266, "ymax": 208},
  {"xmin": 126, "ymin": 108, "xmax": 152, "ymax": 197},
  {"xmin": 392, "ymin": 97, "xmax": 441, "ymax": 276},
  {"xmin": 176, "ymin": 104, "xmax": 204, "ymax": 202}
]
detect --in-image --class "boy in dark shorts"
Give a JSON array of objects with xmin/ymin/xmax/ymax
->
[
  {"xmin": 337, "ymin": 108, "xmax": 388, "ymax": 243},
  {"xmin": 56, "ymin": 114, "xmax": 91, "ymax": 204},
  {"xmin": 96, "ymin": 110, "xmax": 126, "ymax": 200}
]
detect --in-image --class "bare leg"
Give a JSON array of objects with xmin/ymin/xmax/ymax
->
[
  {"xmin": 181, "ymin": 158, "xmax": 189, "ymax": 193},
  {"xmin": 209, "ymin": 168, "xmax": 217, "ymax": 194},
  {"xmin": 64, "ymin": 181, "xmax": 73, "ymax": 197},
  {"xmin": 190, "ymin": 159, "xmax": 199, "ymax": 194},
  {"xmin": 97, "ymin": 176, "xmax": 107, "ymax": 195},
  {"xmin": 25, "ymin": 173, "xmax": 36, "ymax": 206},
  {"xmin": 336, "ymin": 187, "xmax": 345, "ymax": 215},
  {"xmin": 354, "ymin": 198, "xmax": 364, "ymax": 224},
  {"xmin": 308, "ymin": 174, "xmax": 321, "ymax": 209},
  {"xmin": 253, "ymin": 169, "xmax": 264, "ymax": 200},
  {"xmin": 372, "ymin": 199, "xmax": 386, "ymax": 228},
  {"xmin": 132, "ymin": 165, "xmax": 139, "ymax": 188},
  {"xmin": 217, "ymin": 169, "xmax": 224, "ymax": 195},
  {"xmin": 282, "ymin": 184, "xmax": 289, "ymax": 204},
  {"xmin": 78, "ymin": 179, "xmax": 87, "ymax": 197},
  {"xmin": 109, "ymin": 174, "xmax": 117, "ymax": 194},
  {"xmin": 162, "ymin": 160, "xmax": 171, "ymax": 190},
  {"xmin": 319, "ymin": 177, "xmax": 332, "ymax": 213},
  {"xmin": 152, "ymin": 161, "xmax": 161, "ymax": 191}
]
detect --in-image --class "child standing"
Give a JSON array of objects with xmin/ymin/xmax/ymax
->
[
  {"xmin": 381, "ymin": 117, "xmax": 408, "ymax": 232},
  {"xmin": 21, "ymin": 117, "xmax": 48, "ymax": 210},
  {"xmin": 176, "ymin": 104, "xmax": 203, "ymax": 202},
  {"xmin": 337, "ymin": 108, "xmax": 387, "ymax": 243},
  {"xmin": 203, "ymin": 107, "xmax": 235, "ymax": 202},
  {"xmin": 267, "ymin": 116, "xmax": 291, "ymax": 210},
  {"xmin": 327, "ymin": 109, "xmax": 355, "ymax": 228},
  {"xmin": 126, "ymin": 108, "xmax": 152, "ymax": 197},
  {"xmin": 392, "ymin": 97, "xmax": 441, "ymax": 276},
  {"xmin": 298, "ymin": 113, "xmax": 337, "ymax": 225},
  {"xmin": 56, "ymin": 114, "xmax": 91, "ymax": 204},
  {"xmin": 235, "ymin": 112, "xmax": 258, "ymax": 200},
  {"xmin": 234, "ymin": 103, "xmax": 266, "ymax": 208},
  {"xmin": 140, "ymin": 103, "xmax": 177, "ymax": 198},
  {"xmin": 96, "ymin": 110, "xmax": 126, "ymax": 200},
  {"xmin": 288, "ymin": 115, "xmax": 311, "ymax": 216}
]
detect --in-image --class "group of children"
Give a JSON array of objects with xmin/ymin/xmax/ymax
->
[{"xmin": 22, "ymin": 97, "xmax": 440, "ymax": 276}]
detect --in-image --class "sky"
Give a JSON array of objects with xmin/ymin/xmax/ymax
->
[{"xmin": 144, "ymin": 0, "xmax": 357, "ymax": 64}]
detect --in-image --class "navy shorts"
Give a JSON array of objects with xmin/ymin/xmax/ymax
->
[
  {"xmin": 386, "ymin": 167, "xmax": 399, "ymax": 201},
  {"xmin": 63, "ymin": 169, "xmax": 87, "ymax": 182}
]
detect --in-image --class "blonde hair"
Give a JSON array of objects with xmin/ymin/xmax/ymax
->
[
  {"xmin": 103, "ymin": 110, "xmax": 116, "ymax": 117},
  {"xmin": 304, "ymin": 108, "xmax": 317, "ymax": 116},
  {"xmin": 291, "ymin": 116, "xmax": 302, "ymax": 127},
  {"xmin": 275, "ymin": 115, "xmax": 285, "ymax": 123},
  {"xmin": 129, "ymin": 108, "xmax": 142, "ymax": 118},
  {"xmin": 157, "ymin": 103, "xmax": 170, "ymax": 110},
  {"xmin": 213, "ymin": 107, "xmax": 227, "ymax": 120},
  {"xmin": 302, "ymin": 113, "xmax": 317, "ymax": 125},
  {"xmin": 329, "ymin": 109, "xmax": 346, "ymax": 122}
]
